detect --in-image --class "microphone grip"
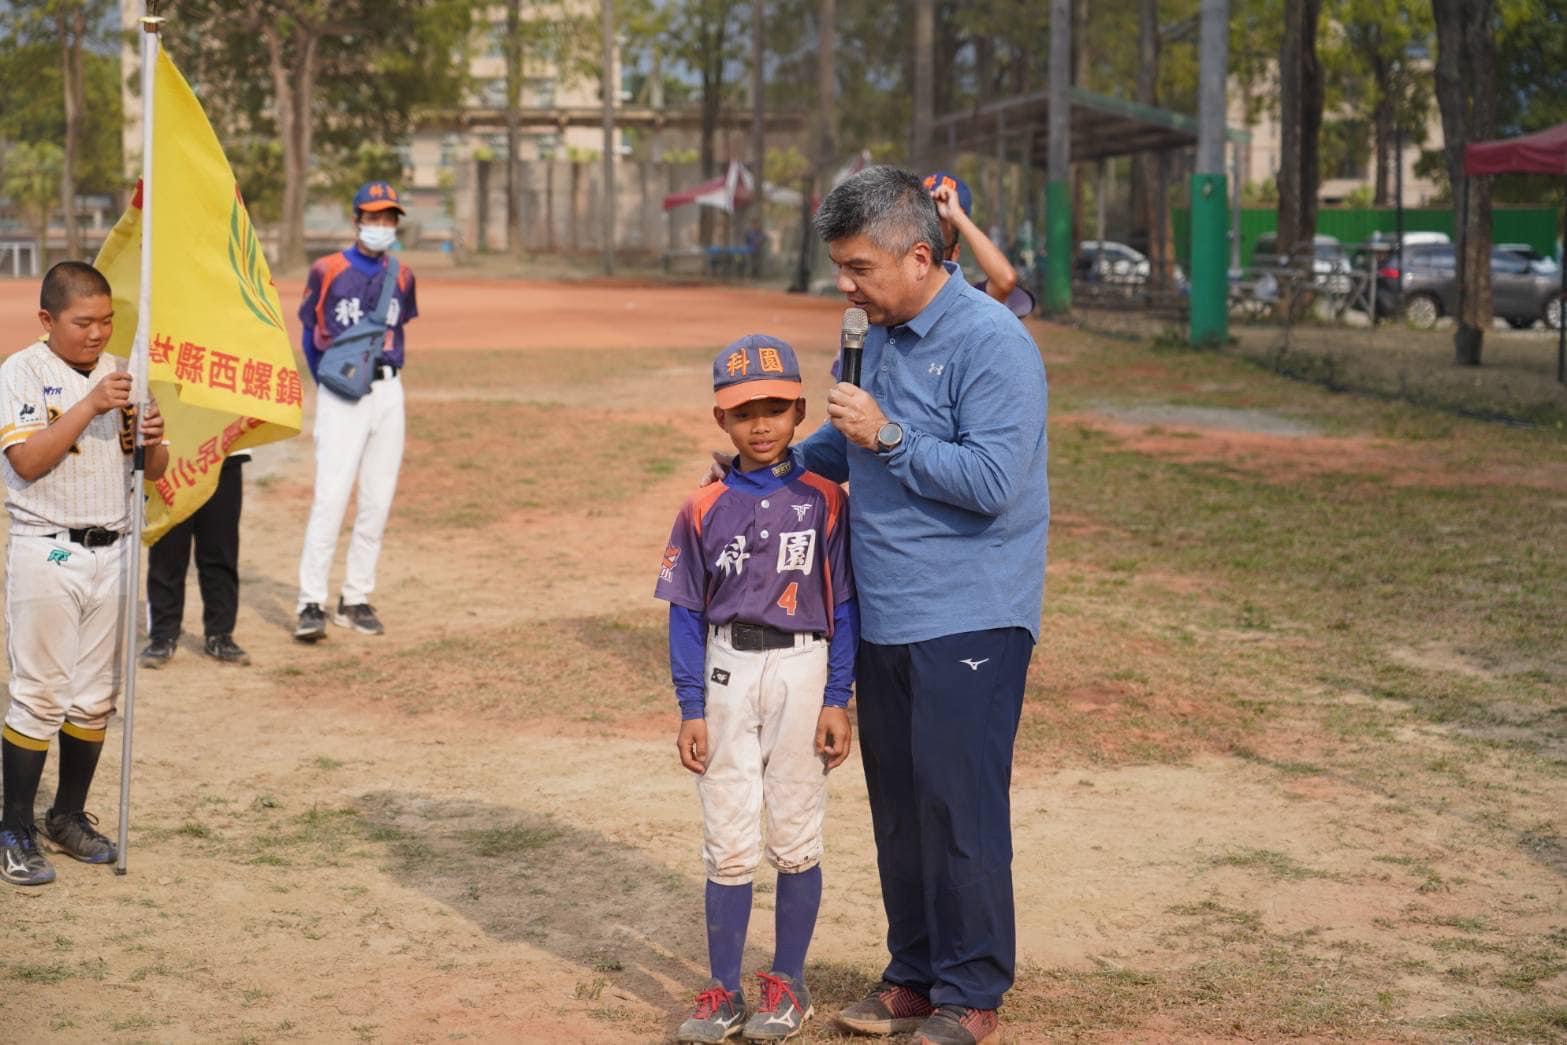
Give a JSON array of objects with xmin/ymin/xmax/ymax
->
[{"xmin": 841, "ymin": 342, "xmax": 864, "ymax": 386}]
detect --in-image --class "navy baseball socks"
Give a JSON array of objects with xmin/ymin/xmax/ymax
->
[
  {"xmin": 705, "ymin": 880, "xmax": 753, "ymax": 993},
  {"xmin": 744, "ymin": 865, "xmax": 822, "ymax": 1039},
  {"xmin": 771, "ymin": 865, "xmax": 821, "ymax": 982},
  {"xmin": 1, "ymin": 729, "xmax": 54, "ymax": 886}
]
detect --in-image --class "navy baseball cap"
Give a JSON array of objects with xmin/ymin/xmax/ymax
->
[
  {"xmin": 713, "ymin": 335, "xmax": 802, "ymax": 409},
  {"xmin": 353, "ymin": 180, "xmax": 406, "ymax": 215},
  {"xmin": 923, "ymin": 171, "xmax": 972, "ymax": 215}
]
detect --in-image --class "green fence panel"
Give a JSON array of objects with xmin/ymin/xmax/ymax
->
[{"xmin": 1170, "ymin": 207, "xmax": 1559, "ymax": 268}]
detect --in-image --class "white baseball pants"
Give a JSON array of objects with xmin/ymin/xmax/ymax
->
[
  {"xmin": 297, "ymin": 374, "xmax": 405, "ymax": 611},
  {"xmin": 5, "ymin": 534, "xmax": 126, "ymax": 740},
  {"xmin": 698, "ymin": 625, "xmax": 831, "ymax": 886}
]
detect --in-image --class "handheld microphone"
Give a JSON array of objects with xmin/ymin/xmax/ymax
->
[{"xmin": 840, "ymin": 307, "xmax": 868, "ymax": 386}]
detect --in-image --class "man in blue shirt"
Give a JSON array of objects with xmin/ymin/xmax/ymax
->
[{"xmin": 798, "ymin": 166, "xmax": 1048, "ymax": 1045}]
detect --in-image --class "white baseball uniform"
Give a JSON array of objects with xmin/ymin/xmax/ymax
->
[
  {"xmin": 296, "ymin": 373, "xmax": 405, "ymax": 610},
  {"xmin": 0, "ymin": 341, "xmax": 135, "ymax": 741}
]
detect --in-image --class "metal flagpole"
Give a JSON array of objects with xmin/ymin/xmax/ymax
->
[{"xmin": 115, "ymin": 3, "xmax": 161, "ymax": 876}]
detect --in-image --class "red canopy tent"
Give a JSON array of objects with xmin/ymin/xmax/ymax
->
[
  {"xmin": 1464, "ymin": 121, "xmax": 1567, "ymax": 382},
  {"xmin": 1464, "ymin": 121, "xmax": 1567, "ymax": 176}
]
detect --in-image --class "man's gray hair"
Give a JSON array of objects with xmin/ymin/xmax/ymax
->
[{"xmin": 814, "ymin": 165, "xmax": 943, "ymax": 260}]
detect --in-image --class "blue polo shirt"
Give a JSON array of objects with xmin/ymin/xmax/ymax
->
[{"xmin": 798, "ymin": 261, "xmax": 1049, "ymax": 646}]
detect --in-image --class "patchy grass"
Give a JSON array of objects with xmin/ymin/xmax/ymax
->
[
  {"xmin": 399, "ymin": 399, "xmax": 694, "ymax": 528},
  {"xmin": 274, "ymin": 612, "xmax": 669, "ymax": 728}
]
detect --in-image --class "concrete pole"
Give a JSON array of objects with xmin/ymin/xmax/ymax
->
[
  {"xmin": 1189, "ymin": 0, "xmax": 1229, "ymax": 345},
  {"xmin": 601, "ymin": 0, "xmax": 616, "ymax": 275},
  {"xmin": 1045, "ymin": 0, "xmax": 1072, "ymax": 314}
]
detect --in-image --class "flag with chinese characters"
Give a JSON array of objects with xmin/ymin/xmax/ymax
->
[{"xmin": 93, "ymin": 49, "xmax": 302, "ymax": 544}]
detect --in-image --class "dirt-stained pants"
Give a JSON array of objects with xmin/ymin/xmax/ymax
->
[{"xmin": 698, "ymin": 625, "xmax": 830, "ymax": 886}]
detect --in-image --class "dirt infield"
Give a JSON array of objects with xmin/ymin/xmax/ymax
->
[{"xmin": 1, "ymin": 276, "xmax": 1564, "ymax": 1042}]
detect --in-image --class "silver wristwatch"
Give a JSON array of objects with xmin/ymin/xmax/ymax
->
[{"xmin": 875, "ymin": 421, "xmax": 904, "ymax": 454}]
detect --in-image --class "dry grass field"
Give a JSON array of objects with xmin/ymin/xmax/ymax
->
[{"xmin": 0, "ymin": 276, "xmax": 1563, "ymax": 1042}]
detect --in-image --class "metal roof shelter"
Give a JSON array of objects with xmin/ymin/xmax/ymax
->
[{"xmin": 931, "ymin": 86, "xmax": 1248, "ymax": 164}]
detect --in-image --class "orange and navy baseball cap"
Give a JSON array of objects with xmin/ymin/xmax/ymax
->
[
  {"xmin": 353, "ymin": 180, "xmax": 406, "ymax": 215},
  {"xmin": 713, "ymin": 335, "xmax": 803, "ymax": 409},
  {"xmin": 922, "ymin": 171, "xmax": 972, "ymax": 216}
]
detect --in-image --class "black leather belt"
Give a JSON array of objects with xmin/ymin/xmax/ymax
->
[
  {"xmin": 372, "ymin": 362, "xmax": 399, "ymax": 382},
  {"xmin": 719, "ymin": 621, "xmax": 821, "ymax": 651},
  {"xmin": 59, "ymin": 527, "xmax": 123, "ymax": 548}
]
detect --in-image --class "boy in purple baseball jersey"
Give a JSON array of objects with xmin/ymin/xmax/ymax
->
[
  {"xmin": 657, "ymin": 335, "xmax": 859, "ymax": 1043},
  {"xmin": 293, "ymin": 180, "xmax": 418, "ymax": 642}
]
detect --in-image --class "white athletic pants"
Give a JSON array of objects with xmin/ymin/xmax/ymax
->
[
  {"xmin": 5, "ymin": 534, "xmax": 127, "ymax": 739},
  {"xmin": 698, "ymin": 625, "xmax": 831, "ymax": 886},
  {"xmin": 297, "ymin": 374, "xmax": 405, "ymax": 611}
]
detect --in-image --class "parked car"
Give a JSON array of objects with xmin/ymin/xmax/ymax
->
[
  {"xmin": 1074, "ymin": 240, "xmax": 1187, "ymax": 288},
  {"xmin": 1076, "ymin": 240, "xmax": 1149, "ymax": 284},
  {"xmin": 1252, "ymin": 233, "xmax": 1352, "ymax": 294},
  {"xmin": 1369, "ymin": 230, "xmax": 1451, "ymax": 250},
  {"xmin": 1496, "ymin": 242, "xmax": 1560, "ymax": 276},
  {"xmin": 1377, "ymin": 243, "xmax": 1564, "ymax": 329}
]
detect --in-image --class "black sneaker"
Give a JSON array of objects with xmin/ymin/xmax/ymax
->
[
  {"xmin": 204, "ymin": 633, "xmax": 251, "ymax": 665},
  {"xmin": 40, "ymin": 808, "xmax": 117, "ymax": 865},
  {"xmin": 333, "ymin": 598, "xmax": 384, "ymax": 636},
  {"xmin": 0, "ymin": 823, "xmax": 55, "ymax": 886},
  {"xmin": 138, "ymin": 636, "xmax": 177, "ymax": 669},
  {"xmin": 294, "ymin": 603, "xmax": 327, "ymax": 642}
]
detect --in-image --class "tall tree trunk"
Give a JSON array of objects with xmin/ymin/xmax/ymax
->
[
  {"xmin": 1371, "ymin": 57, "xmax": 1393, "ymax": 206},
  {"xmin": 265, "ymin": 22, "xmax": 317, "ymax": 270},
  {"xmin": 59, "ymin": 6, "xmax": 85, "ymax": 259},
  {"xmin": 792, "ymin": 0, "xmax": 833, "ymax": 292},
  {"xmin": 1069, "ymin": 0, "xmax": 1089, "ymax": 243},
  {"xmin": 1433, "ymin": 0, "xmax": 1496, "ymax": 367},
  {"xmin": 750, "ymin": 0, "xmax": 765, "ymax": 248},
  {"xmin": 697, "ymin": 9, "xmax": 732, "ymax": 250},
  {"xmin": 601, "ymin": 0, "xmax": 615, "ymax": 273},
  {"xmin": 910, "ymin": 0, "xmax": 934, "ymax": 172},
  {"xmin": 1277, "ymin": 0, "xmax": 1323, "ymax": 259},
  {"xmin": 506, "ymin": 0, "xmax": 524, "ymax": 257},
  {"xmin": 1130, "ymin": 0, "xmax": 1158, "ymax": 257}
]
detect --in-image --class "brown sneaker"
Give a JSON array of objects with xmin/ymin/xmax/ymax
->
[
  {"xmin": 913, "ymin": 1004, "xmax": 1000, "ymax": 1045},
  {"xmin": 835, "ymin": 980, "xmax": 934, "ymax": 1035}
]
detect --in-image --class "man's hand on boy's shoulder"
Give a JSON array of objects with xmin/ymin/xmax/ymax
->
[
  {"xmin": 815, "ymin": 706, "xmax": 852, "ymax": 769},
  {"xmin": 677, "ymin": 717, "xmax": 709, "ymax": 775}
]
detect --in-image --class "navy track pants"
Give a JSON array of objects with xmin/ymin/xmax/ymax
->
[{"xmin": 856, "ymin": 626, "xmax": 1032, "ymax": 1010}]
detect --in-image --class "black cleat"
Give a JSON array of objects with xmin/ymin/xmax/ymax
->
[
  {"xmin": 40, "ymin": 809, "xmax": 117, "ymax": 865},
  {"xmin": 0, "ymin": 823, "xmax": 55, "ymax": 886},
  {"xmin": 204, "ymin": 633, "xmax": 251, "ymax": 665},
  {"xmin": 333, "ymin": 598, "xmax": 384, "ymax": 636},
  {"xmin": 294, "ymin": 603, "xmax": 327, "ymax": 642},
  {"xmin": 138, "ymin": 636, "xmax": 177, "ymax": 669}
]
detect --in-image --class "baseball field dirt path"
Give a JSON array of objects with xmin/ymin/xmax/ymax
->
[{"xmin": 1, "ymin": 276, "xmax": 1563, "ymax": 1042}]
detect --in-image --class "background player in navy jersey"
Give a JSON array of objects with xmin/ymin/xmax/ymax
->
[
  {"xmin": 923, "ymin": 172, "xmax": 1035, "ymax": 319},
  {"xmin": 656, "ymin": 335, "xmax": 858, "ymax": 1043},
  {"xmin": 293, "ymin": 180, "xmax": 417, "ymax": 642}
]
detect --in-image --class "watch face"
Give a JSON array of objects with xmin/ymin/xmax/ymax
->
[{"xmin": 877, "ymin": 423, "xmax": 902, "ymax": 450}]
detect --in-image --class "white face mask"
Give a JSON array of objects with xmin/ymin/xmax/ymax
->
[{"xmin": 359, "ymin": 225, "xmax": 397, "ymax": 253}]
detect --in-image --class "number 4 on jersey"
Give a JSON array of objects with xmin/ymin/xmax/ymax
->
[{"xmin": 776, "ymin": 581, "xmax": 799, "ymax": 617}]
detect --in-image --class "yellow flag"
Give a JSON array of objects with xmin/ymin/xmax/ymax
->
[{"xmin": 94, "ymin": 49, "xmax": 302, "ymax": 545}]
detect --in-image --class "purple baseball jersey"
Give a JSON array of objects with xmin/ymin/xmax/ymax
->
[
  {"xmin": 298, "ymin": 246, "xmax": 418, "ymax": 377},
  {"xmin": 655, "ymin": 455, "xmax": 853, "ymax": 634}
]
